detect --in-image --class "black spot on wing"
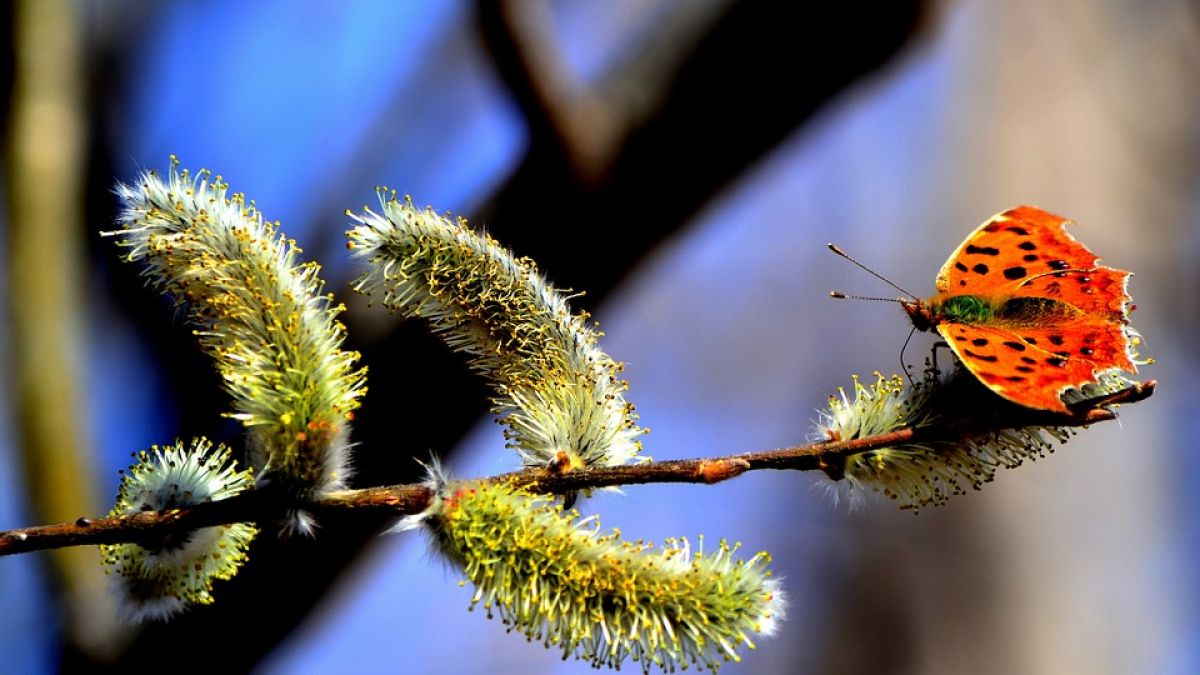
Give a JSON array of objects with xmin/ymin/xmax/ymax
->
[
  {"xmin": 1006, "ymin": 226, "xmax": 1029, "ymax": 235},
  {"xmin": 1016, "ymin": 365, "xmax": 1035, "ymax": 373},
  {"xmin": 971, "ymin": 338, "xmax": 988, "ymax": 347},
  {"xmin": 1002, "ymin": 341, "xmax": 1026, "ymax": 351},
  {"xmin": 1003, "ymin": 266, "xmax": 1027, "ymax": 280},
  {"xmin": 1023, "ymin": 254, "xmax": 1039, "ymax": 262},
  {"xmin": 966, "ymin": 245, "xmax": 1001, "ymax": 256},
  {"xmin": 972, "ymin": 263, "xmax": 989, "ymax": 274},
  {"xmin": 1046, "ymin": 356, "xmax": 1067, "ymax": 368},
  {"xmin": 955, "ymin": 261, "xmax": 968, "ymax": 272},
  {"xmin": 1018, "ymin": 241, "xmax": 1037, "ymax": 251},
  {"xmin": 1047, "ymin": 259, "xmax": 1070, "ymax": 270},
  {"xmin": 1048, "ymin": 335, "xmax": 1064, "ymax": 346},
  {"xmin": 964, "ymin": 349, "xmax": 998, "ymax": 363}
]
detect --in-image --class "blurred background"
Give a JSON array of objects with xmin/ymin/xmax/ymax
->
[{"xmin": 0, "ymin": 1, "xmax": 1196, "ymax": 673}]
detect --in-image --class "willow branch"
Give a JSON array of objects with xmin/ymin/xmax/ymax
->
[{"xmin": 0, "ymin": 380, "xmax": 1154, "ymax": 557}]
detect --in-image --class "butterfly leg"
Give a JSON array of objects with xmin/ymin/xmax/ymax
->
[
  {"xmin": 928, "ymin": 340, "xmax": 954, "ymax": 376},
  {"xmin": 899, "ymin": 326, "xmax": 920, "ymax": 387}
]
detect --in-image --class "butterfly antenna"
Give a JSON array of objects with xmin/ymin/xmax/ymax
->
[
  {"xmin": 829, "ymin": 291, "xmax": 906, "ymax": 303},
  {"xmin": 827, "ymin": 243, "xmax": 918, "ymax": 299}
]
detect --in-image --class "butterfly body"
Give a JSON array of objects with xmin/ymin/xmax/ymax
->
[
  {"xmin": 903, "ymin": 206, "xmax": 1139, "ymax": 413},
  {"xmin": 905, "ymin": 294, "xmax": 1083, "ymax": 330}
]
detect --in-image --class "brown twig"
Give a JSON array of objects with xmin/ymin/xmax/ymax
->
[{"xmin": 0, "ymin": 380, "xmax": 1153, "ymax": 558}]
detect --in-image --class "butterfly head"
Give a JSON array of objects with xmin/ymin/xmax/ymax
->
[{"xmin": 901, "ymin": 299, "xmax": 936, "ymax": 333}]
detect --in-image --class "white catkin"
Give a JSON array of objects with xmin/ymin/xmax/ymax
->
[
  {"xmin": 100, "ymin": 438, "xmax": 258, "ymax": 622},
  {"xmin": 813, "ymin": 370, "xmax": 1098, "ymax": 510}
]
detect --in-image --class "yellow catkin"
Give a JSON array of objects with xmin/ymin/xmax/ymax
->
[{"xmin": 425, "ymin": 480, "xmax": 785, "ymax": 673}]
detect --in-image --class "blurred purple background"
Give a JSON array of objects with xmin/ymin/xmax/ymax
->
[{"xmin": 1, "ymin": 1, "xmax": 1196, "ymax": 673}]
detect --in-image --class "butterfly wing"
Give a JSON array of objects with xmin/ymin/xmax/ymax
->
[
  {"xmin": 1009, "ymin": 268, "xmax": 1130, "ymax": 320},
  {"xmin": 935, "ymin": 205, "xmax": 1131, "ymax": 319},
  {"xmin": 936, "ymin": 319, "xmax": 1136, "ymax": 413},
  {"xmin": 929, "ymin": 205, "xmax": 1139, "ymax": 411}
]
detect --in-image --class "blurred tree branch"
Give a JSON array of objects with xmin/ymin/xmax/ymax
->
[
  {"xmin": 5, "ymin": 0, "xmax": 121, "ymax": 657},
  {"xmin": 478, "ymin": 0, "xmax": 731, "ymax": 184}
]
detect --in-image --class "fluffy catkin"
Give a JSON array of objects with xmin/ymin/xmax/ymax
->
[
  {"xmin": 347, "ymin": 193, "xmax": 644, "ymax": 470},
  {"xmin": 109, "ymin": 159, "xmax": 366, "ymax": 513},
  {"xmin": 100, "ymin": 438, "xmax": 257, "ymax": 621},
  {"xmin": 417, "ymin": 477, "xmax": 785, "ymax": 672},
  {"xmin": 811, "ymin": 369, "xmax": 1136, "ymax": 510}
]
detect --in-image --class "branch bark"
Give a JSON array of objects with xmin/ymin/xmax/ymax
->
[{"xmin": 0, "ymin": 380, "xmax": 1153, "ymax": 558}]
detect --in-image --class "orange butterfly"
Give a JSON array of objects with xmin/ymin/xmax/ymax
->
[{"xmin": 836, "ymin": 206, "xmax": 1140, "ymax": 413}]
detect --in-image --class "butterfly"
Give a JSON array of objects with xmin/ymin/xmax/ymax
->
[{"xmin": 834, "ymin": 206, "xmax": 1140, "ymax": 413}]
